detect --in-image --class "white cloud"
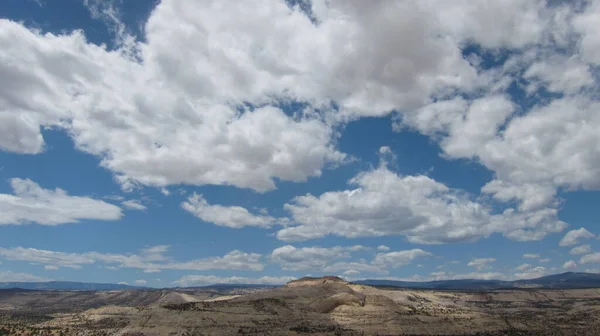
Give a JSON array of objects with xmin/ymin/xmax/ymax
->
[
  {"xmin": 456, "ymin": 272, "xmax": 506, "ymax": 280},
  {"xmin": 173, "ymin": 275, "xmax": 295, "ymax": 287},
  {"xmin": 182, "ymin": 194, "xmax": 282, "ymax": 228},
  {"xmin": 523, "ymin": 253, "xmax": 540, "ymax": 259},
  {"xmin": 580, "ymin": 252, "xmax": 600, "ymax": 265},
  {"xmin": 0, "ymin": 17, "xmax": 347, "ymax": 192},
  {"xmin": 270, "ymin": 245, "xmax": 422, "ymax": 274},
  {"xmin": 559, "ymin": 228, "xmax": 596, "ymax": 247},
  {"xmin": 0, "ymin": 114, "xmax": 45, "ymax": 154},
  {"xmin": 481, "ymin": 180, "xmax": 557, "ymax": 213},
  {"xmin": 573, "ymin": 1, "xmax": 600, "ymax": 65},
  {"xmin": 484, "ymin": 97, "xmax": 600, "ymax": 199},
  {"xmin": 1, "ymin": 1, "xmax": 599, "ymax": 252},
  {"xmin": 440, "ymin": 95, "xmax": 515, "ymax": 160},
  {"xmin": 164, "ymin": 250, "xmax": 264, "ymax": 272},
  {"xmin": 277, "ymin": 164, "xmax": 565, "ymax": 243},
  {"xmin": 431, "ymin": 0, "xmax": 552, "ymax": 49},
  {"xmin": 104, "ymin": 195, "xmax": 125, "ymax": 201},
  {"xmin": 0, "ymin": 178, "xmax": 122, "ymax": 225},
  {"xmin": 0, "ymin": 247, "xmax": 96, "ymax": 269},
  {"xmin": 430, "ymin": 271, "xmax": 447, "ymax": 279},
  {"xmin": 323, "ymin": 261, "xmax": 386, "ymax": 275},
  {"xmin": 140, "ymin": 245, "xmax": 169, "ymax": 254},
  {"xmin": 563, "ymin": 260, "xmax": 577, "ymax": 269},
  {"xmin": 270, "ymin": 245, "xmax": 361, "ymax": 271},
  {"xmin": 83, "ymin": 0, "xmax": 132, "ymax": 47},
  {"xmin": 424, "ymin": 271, "xmax": 506, "ymax": 281},
  {"xmin": 44, "ymin": 265, "xmax": 59, "ymax": 271},
  {"xmin": 467, "ymin": 258, "xmax": 496, "ymax": 270},
  {"xmin": 570, "ymin": 245, "xmax": 592, "ymax": 255},
  {"xmin": 373, "ymin": 249, "xmax": 432, "ymax": 268},
  {"xmin": 539, "ymin": 258, "xmax": 551, "ymax": 263},
  {"xmin": 452, "ymin": 96, "xmax": 600, "ymax": 216},
  {"xmin": 134, "ymin": 279, "xmax": 147, "ymax": 285},
  {"xmin": 0, "ymin": 246, "xmax": 263, "ymax": 271},
  {"xmin": 523, "ymin": 55, "xmax": 594, "ymax": 94},
  {"xmin": 516, "ymin": 263, "xmax": 532, "ymax": 271},
  {"xmin": 0, "ymin": 0, "xmax": 563, "ymax": 193},
  {"xmin": 0, "ymin": 271, "xmax": 50, "ymax": 282},
  {"xmin": 514, "ymin": 266, "xmax": 547, "ymax": 280},
  {"xmin": 399, "ymin": 94, "xmax": 600, "ymax": 220},
  {"xmin": 376, "ymin": 245, "xmax": 390, "ymax": 252},
  {"xmin": 121, "ymin": 199, "xmax": 147, "ymax": 211}
]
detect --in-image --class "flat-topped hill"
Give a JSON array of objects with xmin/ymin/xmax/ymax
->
[{"xmin": 285, "ymin": 276, "xmax": 348, "ymax": 287}]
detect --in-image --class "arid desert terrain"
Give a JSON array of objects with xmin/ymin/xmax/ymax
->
[{"xmin": 1, "ymin": 276, "xmax": 600, "ymax": 336}]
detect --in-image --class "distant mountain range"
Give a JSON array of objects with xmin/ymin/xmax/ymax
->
[
  {"xmin": 353, "ymin": 272, "xmax": 600, "ymax": 290},
  {"xmin": 0, "ymin": 281, "xmax": 144, "ymax": 291},
  {"xmin": 2, "ymin": 272, "xmax": 600, "ymax": 291},
  {"xmin": 184, "ymin": 284, "xmax": 279, "ymax": 290}
]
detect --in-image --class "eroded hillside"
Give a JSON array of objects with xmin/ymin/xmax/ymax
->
[{"xmin": 1, "ymin": 278, "xmax": 600, "ymax": 335}]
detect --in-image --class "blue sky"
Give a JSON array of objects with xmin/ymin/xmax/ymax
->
[{"xmin": 1, "ymin": 0, "xmax": 600, "ymax": 287}]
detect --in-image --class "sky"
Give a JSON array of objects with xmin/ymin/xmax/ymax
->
[{"xmin": 1, "ymin": 0, "xmax": 600, "ymax": 288}]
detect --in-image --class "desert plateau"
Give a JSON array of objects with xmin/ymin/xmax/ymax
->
[{"xmin": 1, "ymin": 276, "xmax": 600, "ymax": 336}]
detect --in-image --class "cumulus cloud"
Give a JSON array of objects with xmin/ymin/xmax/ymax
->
[
  {"xmin": 1, "ymin": 0, "xmax": 586, "ymax": 195},
  {"xmin": 563, "ymin": 260, "xmax": 577, "ymax": 269},
  {"xmin": 0, "ymin": 178, "xmax": 122, "ymax": 225},
  {"xmin": 387, "ymin": 2, "xmax": 600, "ymax": 232},
  {"xmin": 377, "ymin": 245, "xmax": 390, "ymax": 252},
  {"xmin": 277, "ymin": 164, "xmax": 565, "ymax": 243},
  {"xmin": 373, "ymin": 249, "xmax": 432, "ymax": 268},
  {"xmin": 580, "ymin": 253, "xmax": 600, "ymax": 265},
  {"xmin": 1, "ymin": 0, "xmax": 599, "ymax": 253},
  {"xmin": 453, "ymin": 272, "xmax": 506, "ymax": 280},
  {"xmin": 413, "ymin": 271, "xmax": 507, "ymax": 282},
  {"xmin": 467, "ymin": 258, "xmax": 496, "ymax": 270},
  {"xmin": 270, "ymin": 245, "xmax": 425, "ymax": 274},
  {"xmin": 134, "ymin": 279, "xmax": 147, "ymax": 285},
  {"xmin": 121, "ymin": 199, "xmax": 147, "ymax": 211},
  {"xmin": 270, "ymin": 245, "xmax": 363, "ymax": 271},
  {"xmin": 0, "ymin": 13, "xmax": 349, "ymax": 192},
  {"xmin": 516, "ymin": 263, "xmax": 532, "ymax": 271},
  {"xmin": 559, "ymin": 228, "xmax": 596, "ymax": 247},
  {"xmin": 523, "ymin": 253, "xmax": 541, "ymax": 259},
  {"xmin": 570, "ymin": 245, "xmax": 592, "ymax": 255},
  {"xmin": 140, "ymin": 245, "xmax": 169, "ymax": 255},
  {"xmin": 323, "ymin": 261, "xmax": 387, "ymax": 275},
  {"xmin": 0, "ymin": 271, "xmax": 50, "ymax": 282},
  {"xmin": 0, "ymin": 245, "xmax": 263, "ymax": 271},
  {"xmin": 182, "ymin": 194, "xmax": 283, "ymax": 228},
  {"xmin": 401, "ymin": 95, "xmax": 600, "ymax": 215},
  {"xmin": 523, "ymin": 55, "xmax": 594, "ymax": 94},
  {"xmin": 573, "ymin": 0, "xmax": 600, "ymax": 65},
  {"xmin": 514, "ymin": 265, "xmax": 548, "ymax": 280},
  {"xmin": 0, "ymin": 114, "xmax": 45, "ymax": 154},
  {"xmin": 173, "ymin": 275, "xmax": 295, "ymax": 287}
]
